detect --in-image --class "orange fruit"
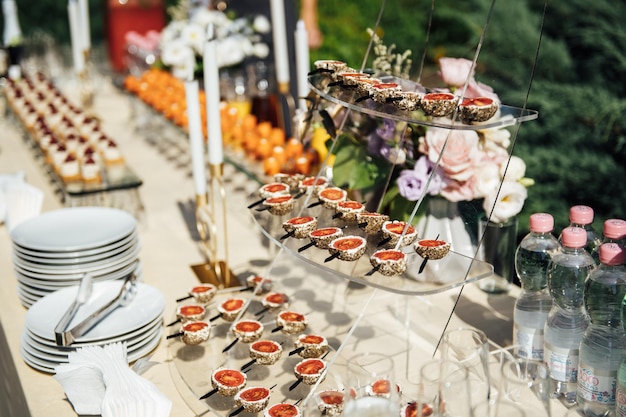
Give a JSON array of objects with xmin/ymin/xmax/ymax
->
[
  {"xmin": 295, "ymin": 156, "xmax": 310, "ymax": 174},
  {"xmin": 271, "ymin": 145, "xmax": 287, "ymax": 166},
  {"xmin": 269, "ymin": 127, "xmax": 286, "ymax": 147},
  {"xmin": 255, "ymin": 137, "xmax": 273, "ymax": 160},
  {"xmin": 256, "ymin": 121, "xmax": 273, "ymax": 139},
  {"xmin": 263, "ymin": 156, "xmax": 281, "ymax": 176},
  {"xmin": 285, "ymin": 138, "xmax": 304, "ymax": 159}
]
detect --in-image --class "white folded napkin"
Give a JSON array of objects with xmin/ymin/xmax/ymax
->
[
  {"xmin": 54, "ymin": 342, "xmax": 172, "ymax": 417},
  {"xmin": 1, "ymin": 173, "xmax": 44, "ymax": 231}
]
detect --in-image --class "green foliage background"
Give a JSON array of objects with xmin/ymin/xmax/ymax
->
[{"xmin": 5, "ymin": 0, "xmax": 625, "ymax": 238}]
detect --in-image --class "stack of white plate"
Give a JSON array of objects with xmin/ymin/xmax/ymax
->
[
  {"xmin": 10, "ymin": 207, "xmax": 142, "ymax": 308},
  {"xmin": 21, "ymin": 280, "xmax": 165, "ymax": 373}
]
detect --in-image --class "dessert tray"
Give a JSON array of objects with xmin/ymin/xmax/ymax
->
[
  {"xmin": 247, "ymin": 188, "xmax": 493, "ymax": 296},
  {"xmin": 308, "ymin": 72, "xmax": 538, "ymax": 130}
]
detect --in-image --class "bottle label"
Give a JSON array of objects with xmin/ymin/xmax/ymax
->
[
  {"xmin": 577, "ymin": 363, "xmax": 617, "ymax": 405},
  {"xmin": 617, "ymin": 383, "xmax": 626, "ymax": 417},
  {"xmin": 513, "ymin": 323, "xmax": 544, "ymax": 361},
  {"xmin": 545, "ymin": 341, "xmax": 579, "ymax": 382}
]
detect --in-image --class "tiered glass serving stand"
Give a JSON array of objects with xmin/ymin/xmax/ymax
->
[{"xmin": 167, "ymin": 71, "xmax": 539, "ymax": 416}]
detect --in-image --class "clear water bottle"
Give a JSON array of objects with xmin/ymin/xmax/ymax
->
[
  {"xmin": 578, "ymin": 243, "xmax": 626, "ymax": 417},
  {"xmin": 514, "ymin": 213, "xmax": 561, "ymax": 360},
  {"xmin": 592, "ymin": 219, "xmax": 626, "ymax": 260},
  {"xmin": 545, "ymin": 227, "xmax": 595, "ymax": 404},
  {"xmin": 562, "ymin": 205, "xmax": 603, "ymax": 264}
]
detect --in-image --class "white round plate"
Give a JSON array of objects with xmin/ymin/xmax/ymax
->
[
  {"xmin": 11, "ymin": 207, "xmax": 137, "ymax": 252},
  {"xmin": 23, "ymin": 317, "xmax": 163, "ymax": 359},
  {"xmin": 13, "ymin": 234, "xmax": 139, "ymax": 266},
  {"xmin": 26, "ymin": 281, "xmax": 165, "ymax": 343},
  {"xmin": 13, "ymin": 243, "xmax": 141, "ymax": 275},
  {"xmin": 21, "ymin": 328, "xmax": 163, "ymax": 374}
]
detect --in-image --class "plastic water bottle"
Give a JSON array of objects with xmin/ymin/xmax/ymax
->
[
  {"xmin": 592, "ymin": 219, "xmax": 626, "ymax": 260},
  {"xmin": 562, "ymin": 205, "xmax": 602, "ymax": 264},
  {"xmin": 578, "ymin": 243, "xmax": 626, "ymax": 417},
  {"xmin": 545, "ymin": 227, "xmax": 595, "ymax": 404},
  {"xmin": 513, "ymin": 213, "xmax": 561, "ymax": 360}
]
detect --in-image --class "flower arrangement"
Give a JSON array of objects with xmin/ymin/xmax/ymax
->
[
  {"xmin": 158, "ymin": 0, "xmax": 271, "ymax": 79},
  {"xmin": 326, "ymin": 42, "xmax": 533, "ymax": 225}
]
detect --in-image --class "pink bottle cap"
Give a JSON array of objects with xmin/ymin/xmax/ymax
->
[
  {"xmin": 570, "ymin": 205, "xmax": 594, "ymax": 225},
  {"xmin": 599, "ymin": 243, "xmax": 626, "ymax": 266},
  {"xmin": 529, "ymin": 213, "xmax": 554, "ymax": 233},
  {"xmin": 561, "ymin": 227, "xmax": 587, "ymax": 248},
  {"xmin": 604, "ymin": 219, "xmax": 626, "ymax": 240}
]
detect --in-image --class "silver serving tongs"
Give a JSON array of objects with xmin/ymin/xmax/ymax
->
[
  {"xmin": 54, "ymin": 272, "xmax": 93, "ymax": 346},
  {"xmin": 57, "ymin": 271, "xmax": 139, "ymax": 346}
]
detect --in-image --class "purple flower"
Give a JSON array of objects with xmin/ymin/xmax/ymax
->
[
  {"xmin": 376, "ymin": 119, "xmax": 396, "ymax": 141},
  {"xmin": 397, "ymin": 156, "xmax": 446, "ymax": 201}
]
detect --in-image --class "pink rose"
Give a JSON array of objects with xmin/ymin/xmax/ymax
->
[
  {"xmin": 441, "ymin": 178, "xmax": 476, "ymax": 202},
  {"xmin": 421, "ymin": 128, "xmax": 480, "ymax": 182},
  {"xmin": 438, "ymin": 57, "xmax": 475, "ymax": 87}
]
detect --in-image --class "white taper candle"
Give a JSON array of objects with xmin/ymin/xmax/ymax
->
[
  {"xmin": 203, "ymin": 24, "xmax": 224, "ymax": 165},
  {"xmin": 185, "ymin": 73, "xmax": 207, "ymax": 196},
  {"xmin": 294, "ymin": 19, "xmax": 310, "ymax": 111},
  {"xmin": 67, "ymin": 0, "xmax": 85, "ymax": 74},
  {"xmin": 270, "ymin": 0, "xmax": 290, "ymax": 88}
]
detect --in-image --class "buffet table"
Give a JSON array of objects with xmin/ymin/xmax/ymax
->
[{"xmin": 0, "ymin": 75, "xmax": 522, "ymax": 417}]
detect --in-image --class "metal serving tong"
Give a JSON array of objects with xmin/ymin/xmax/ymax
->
[
  {"xmin": 55, "ymin": 271, "xmax": 139, "ymax": 346},
  {"xmin": 54, "ymin": 272, "xmax": 93, "ymax": 346}
]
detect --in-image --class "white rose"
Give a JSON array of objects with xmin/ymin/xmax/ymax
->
[
  {"xmin": 253, "ymin": 15, "xmax": 271, "ymax": 34},
  {"xmin": 161, "ymin": 39, "xmax": 194, "ymax": 67},
  {"xmin": 473, "ymin": 162, "xmax": 501, "ymax": 199},
  {"xmin": 482, "ymin": 181, "xmax": 528, "ymax": 224},
  {"xmin": 181, "ymin": 23, "xmax": 205, "ymax": 55},
  {"xmin": 215, "ymin": 38, "xmax": 245, "ymax": 67},
  {"xmin": 253, "ymin": 42, "xmax": 270, "ymax": 59},
  {"xmin": 500, "ymin": 155, "xmax": 526, "ymax": 182}
]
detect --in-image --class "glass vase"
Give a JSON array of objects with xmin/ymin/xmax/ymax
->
[{"xmin": 477, "ymin": 215, "xmax": 519, "ymax": 294}]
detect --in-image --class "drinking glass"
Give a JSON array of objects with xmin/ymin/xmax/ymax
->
[
  {"xmin": 343, "ymin": 352, "xmax": 399, "ymax": 417},
  {"xmin": 472, "ymin": 401, "xmax": 526, "ymax": 417},
  {"xmin": 492, "ymin": 345, "xmax": 553, "ymax": 417},
  {"xmin": 440, "ymin": 327, "xmax": 492, "ymax": 409},
  {"xmin": 418, "ymin": 359, "xmax": 471, "ymax": 417}
]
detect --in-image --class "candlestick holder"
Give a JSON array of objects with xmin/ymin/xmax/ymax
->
[
  {"xmin": 190, "ymin": 164, "xmax": 237, "ymax": 288},
  {"xmin": 277, "ymin": 81, "xmax": 296, "ymax": 137},
  {"xmin": 79, "ymin": 49, "xmax": 94, "ymax": 110}
]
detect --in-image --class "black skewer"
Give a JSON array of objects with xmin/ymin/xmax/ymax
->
[
  {"xmin": 229, "ymin": 406, "xmax": 245, "ymax": 417},
  {"xmin": 209, "ymin": 313, "xmax": 222, "ymax": 322},
  {"xmin": 298, "ymin": 242, "xmax": 316, "ymax": 252},
  {"xmin": 255, "ymin": 306, "xmax": 269, "ymax": 316},
  {"xmin": 199, "ymin": 387, "xmax": 218, "ymax": 400},
  {"xmin": 289, "ymin": 378, "xmax": 303, "ymax": 391},
  {"xmin": 307, "ymin": 200, "xmax": 323, "ymax": 209},
  {"xmin": 166, "ymin": 331, "xmax": 183, "ymax": 340},
  {"xmin": 377, "ymin": 236, "xmax": 392, "ymax": 247},
  {"xmin": 241, "ymin": 358, "xmax": 257, "ymax": 371},
  {"xmin": 222, "ymin": 338, "xmax": 240, "ymax": 353},
  {"xmin": 293, "ymin": 190, "xmax": 306, "ymax": 199},
  {"xmin": 247, "ymin": 198, "xmax": 265, "ymax": 209},
  {"xmin": 324, "ymin": 252, "xmax": 340, "ymax": 263},
  {"xmin": 294, "ymin": 398, "xmax": 303, "ymax": 406},
  {"xmin": 239, "ymin": 286, "xmax": 254, "ymax": 292},
  {"xmin": 272, "ymin": 325, "xmax": 284, "ymax": 333},
  {"xmin": 176, "ymin": 294, "xmax": 193, "ymax": 302},
  {"xmin": 357, "ymin": 221, "xmax": 368, "ymax": 228},
  {"xmin": 386, "ymin": 96, "xmax": 403, "ymax": 103},
  {"xmin": 332, "ymin": 212, "xmax": 343, "ymax": 220},
  {"xmin": 418, "ymin": 234, "xmax": 440, "ymax": 274},
  {"xmin": 328, "ymin": 81, "xmax": 343, "ymax": 87},
  {"xmin": 280, "ymin": 230, "xmax": 295, "ymax": 240},
  {"xmin": 288, "ymin": 346, "xmax": 305, "ymax": 356},
  {"xmin": 356, "ymin": 94, "xmax": 372, "ymax": 103},
  {"xmin": 307, "ymin": 68, "xmax": 333, "ymax": 76},
  {"xmin": 255, "ymin": 205, "xmax": 270, "ymax": 212},
  {"xmin": 166, "ymin": 318, "xmax": 181, "ymax": 327},
  {"xmin": 365, "ymin": 264, "xmax": 381, "ymax": 276}
]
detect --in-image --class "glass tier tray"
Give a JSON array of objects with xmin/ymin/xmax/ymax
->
[
  {"xmin": 248, "ymin": 192, "xmax": 493, "ymax": 296},
  {"xmin": 308, "ymin": 73, "xmax": 538, "ymax": 130}
]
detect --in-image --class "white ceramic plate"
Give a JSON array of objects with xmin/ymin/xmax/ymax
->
[
  {"xmin": 23, "ymin": 317, "xmax": 163, "ymax": 358},
  {"xmin": 13, "ymin": 234, "xmax": 139, "ymax": 265},
  {"xmin": 12, "ymin": 230, "xmax": 138, "ymax": 260},
  {"xmin": 26, "ymin": 281, "xmax": 165, "ymax": 343},
  {"xmin": 11, "ymin": 207, "xmax": 137, "ymax": 252},
  {"xmin": 13, "ymin": 243, "xmax": 141, "ymax": 275},
  {"xmin": 21, "ymin": 328, "xmax": 163, "ymax": 374},
  {"xmin": 13, "ymin": 259, "xmax": 143, "ymax": 292}
]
